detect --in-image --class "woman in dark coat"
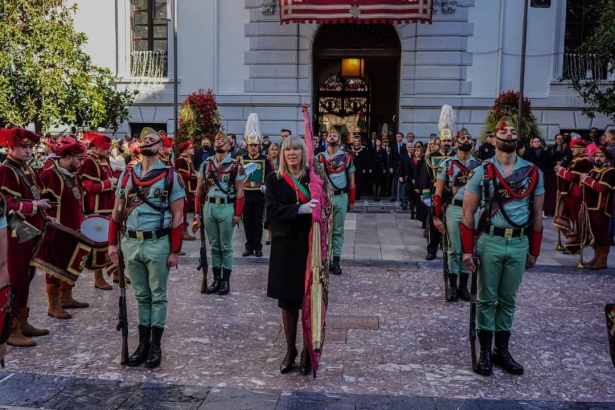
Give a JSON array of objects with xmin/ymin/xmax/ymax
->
[
  {"xmin": 265, "ymin": 135, "xmax": 317, "ymax": 375},
  {"xmin": 370, "ymin": 138, "xmax": 387, "ymax": 201},
  {"xmin": 410, "ymin": 144, "xmax": 426, "ymax": 223}
]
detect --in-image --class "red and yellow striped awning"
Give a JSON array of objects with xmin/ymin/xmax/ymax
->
[{"xmin": 279, "ymin": 0, "xmax": 433, "ymax": 25}]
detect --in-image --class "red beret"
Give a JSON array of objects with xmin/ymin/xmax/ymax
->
[
  {"xmin": 57, "ymin": 136, "xmax": 77, "ymax": 146},
  {"xmin": 162, "ymin": 136, "xmax": 174, "ymax": 148},
  {"xmin": 0, "ymin": 128, "xmax": 40, "ymax": 149},
  {"xmin": 596, "ymin": 146, "xmax": 611, "ymax": 160},
  {"xmin": 57, "ymin": 142, "xmax": 88, "ymax": 158},
  {"xmin": 177, "ymin": 141, "xmax": 194, "ymax": 152},
  {"xmin": 42, "ymin": 138, "xmax": 57, "ymax": 149},
  {"xmin": 84, "ymin": 132, "xmax": 112, "ymax": 149},
  {"xmin": 569, "ymin": 138, "xmax": 588, "ymax": 149}
]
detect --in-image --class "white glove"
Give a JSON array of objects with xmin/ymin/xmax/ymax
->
[
  {"xmin": 423, "ymin": 198, "xmax": 432, "ymax": 207},
  {"xmin": 298, "ymin": 199, "xmax": 319, "ymax": 214},
  {"xmin": 260, "ymin": 185, "xmax": 266, "ymax": 194}
]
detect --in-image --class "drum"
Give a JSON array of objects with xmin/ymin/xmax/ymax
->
[
  {"xmin": 30, "ymin": 222, "xmax": 93, "ymax": 285},
  {"xmin": 80, "ymin": 215, "xmax": 112, "ymax": 270}
]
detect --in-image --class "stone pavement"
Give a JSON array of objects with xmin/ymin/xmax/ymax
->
[{"xmin": 2, "ymin": 205, "xmax": 615, "ymax": 409}]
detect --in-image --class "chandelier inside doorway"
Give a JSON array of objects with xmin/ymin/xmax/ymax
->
[{"xmin": 318, "ymin": 74, "xmax": 369, "ymax": 118}]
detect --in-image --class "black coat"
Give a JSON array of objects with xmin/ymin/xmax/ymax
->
[
  {"xmin": 397, "ymin": 151, "xmax": 415, "ymax": 187},
  {"xmin": 265, "ymin": 172, "xmax": 312, "ymax": 303},
  {"xmin": 370, "ymin": 148, "xmax": 387, "ymax": 183},
  {"xmin": 546, "ymin": 144, "xmax": 572, "ymax": 167},
  {"xmin": 390, "ymin": 141, "xmax": 406, "ymax": 174},
  {"xmin": 523, "ymin": 147, "xmax": 550, "ymax": 172}
]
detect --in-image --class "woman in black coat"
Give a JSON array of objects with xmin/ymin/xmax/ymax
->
[
  {"xmin": 370, "ymin": 138, "xmax": 387, "ymax": 201},
  {"xmin": 265, "ymin": 135, "xmax": 317, "ymax": 376}
]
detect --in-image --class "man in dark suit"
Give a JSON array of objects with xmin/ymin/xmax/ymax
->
[
  {"xmin": 367, "ymin": 131, "xmax": 378, "ymax": 150},
  {"xmin": 397, "ymin": 142, "xmax": 415, "ymax": 211},
  {"xmin": 390, "ymin": 132, "xmax": 405, "ymax": 202},
  {"xmin": 194, "ymin": 136, "xmax": 215, "ymax": 172},
  {"xmin": 478, "ymin": 132, "xmax": 495, "ymax": 160}
]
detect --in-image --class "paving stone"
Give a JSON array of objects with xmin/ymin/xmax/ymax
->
[
  {"xmin": 275, "ymin": 391, "xmax": 355, "ymax": 410},
  {"xmin": 0, "ymin": 372, "xmax": 70, "ymax": 408},
  {"xmin": 199, "ymin": 388, "xmax": 279, "ymax": 410},
  {"xmin": 355, "ymin": 395, "xmax": 436, "ymax": 409},
  {"xmin": 119, "ymin": 383, "xmax": 209, "ymax": 409},
  {"xmin": 44, "ymin": 378, "xmax": 140, "ymax": 409}
]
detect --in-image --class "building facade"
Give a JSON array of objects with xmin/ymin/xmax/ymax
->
[{"xmin": 73, "ymin": 0, "xmax": 613, "ymax": 142}]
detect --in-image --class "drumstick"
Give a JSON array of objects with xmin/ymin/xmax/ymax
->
[{"xmin": 14, "ymin": 198, "xmax": 58, "ymax": 206}]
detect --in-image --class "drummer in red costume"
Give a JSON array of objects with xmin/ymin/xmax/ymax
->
[
  {"xmin": 160, "ymin": 136, "xmax": 174, "ymax": 166},
  {"xmin": 39, "ymin": 142, "xmax": 90, "ymax": 319},
  {"xmin": 580, "ymin": 147, "xmax": 615, "ymax": 269},
  {"xmin": 175, "ymin": 141, "xmax": 197, "ymax": 241},
  {"xmin": 42, "ymin": 138, "xmax": 59, "ymax": 171},
  {"xmin": 553, "ymin": 138, "xmax": 593, "ymax": 252},
  {"xmin": 78, "ymin": 133, "xmax": 117, "ymax": 290},
  {"xmin": 0, "ymin": 128, "xmax": 52, "ymax": 347}
]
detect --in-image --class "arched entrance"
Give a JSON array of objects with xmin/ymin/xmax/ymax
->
[{"xmin": 312, "ymin": 24, "xmax": 402, "ymax": 142}]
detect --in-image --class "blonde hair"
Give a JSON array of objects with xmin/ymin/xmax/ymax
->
[
  {"xmin": 277, "ymin": 135, "xmax": 307, "ymax": 179},
  {"xmin": 267, "ymin": 142, "xmax": 280, "ymax": 159}
]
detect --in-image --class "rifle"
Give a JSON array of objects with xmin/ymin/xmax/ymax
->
[
  {"xmin": 115, "ymin": 229, "xmax": 129, "ymax": 366},
  {"xmin": 469, "ymin": 250, "xmax": 479, "ymax": 372},
  {"xmin": 442, "ymin": 214, "xmax": 450, "ymax": 301},
  {"xmin": 196, "ymin": 201, "xmax": 208, "ymax": 293}
]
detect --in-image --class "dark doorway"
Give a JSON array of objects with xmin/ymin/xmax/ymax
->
[
  {"xmin": 129, "ymin": 123, "xmax": 167, "ymax": 140},
  {"xmin": 312, "ymin": 24, "xmax": 401, "ymax": 143}
]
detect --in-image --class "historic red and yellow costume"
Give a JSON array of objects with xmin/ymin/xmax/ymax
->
[
  {"xmin": 79, "ymin": 133, "xmax": 115, "ymax": 215},
  {"xmin": 554, "ymin": 139, "xmax": 593, "ymax": 248},
  {"xmin": 77, "ymin": 133, "xmax": 115, "ymax": 290},
  {"xmin": 39, "ymin": 142, "xmax": 90, "ymax": 318},
  {"xmin": 160, "ymin": 136, "xmax": 174, "ymax": 166},
  {"xmin": 0, "ymin": 128, "xmax": 49, "ymax": 347},
  {"xmin": 582, "ymin": 147, "xmax": 615, "ymax": 269},
  {"xmin": 175, "ymin": 141, "xmax": 197, "ymax": 239}
]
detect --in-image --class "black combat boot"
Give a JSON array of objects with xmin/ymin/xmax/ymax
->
[
  {"xmin": 476, "ymin": 330, "xmax": 493, "ymax": 376},
  {"xmin": 457, "ymin": 274, "xmax": 471, "ymax": 301},
  {"xmin": 127, "ymin": 325, "xmax": 151, "ymax": 367},
  {"xmin": 331, "ymin": 257, "xmax": 342, "ymax": 276},
  {"xmin": 218, "ymin": 268, "xmax": 231, "ymax": 295},
  {"xmin": 145, "ymin": 326, "xmax": 164, "ymax": 369},
  {"xmin": 446, "ymin": 274, "xmax": 458, "ymax": 301},
  {"xmin": 493, "ymin": 331, "xmax": 524, "ymax": 375},
  {"xmin": 205, "ymin": 267, "xmax": 222, "ymax": 294}
]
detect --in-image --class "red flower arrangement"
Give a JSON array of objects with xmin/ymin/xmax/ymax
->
[
  {"xmin": 482, "ymin": 90, "xmax": 540, "ymax": 142},
  {"xmin": 175, "ymin": 89, "xmax": 222, "ymax": 147}
]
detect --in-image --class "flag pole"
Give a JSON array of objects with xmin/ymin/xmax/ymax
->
[{"xmin": 173, "ymin": 0, "xmax": 178, "ymax": 137}]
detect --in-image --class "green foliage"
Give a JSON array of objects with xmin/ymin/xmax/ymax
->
[
  {"xmin": 559, "ymin": 0, "xmax": 615, "ymax": 122},
  {"xmin": 0, "ymin": 0, "xmax": 135, "ymax": 133},
  {"xmin": 175, "ymin": 89, "xmax": 223, "ymax": 147},
  {"xmin": 481, "ymin": 90, "xmax": 540, "ymax": 142}
]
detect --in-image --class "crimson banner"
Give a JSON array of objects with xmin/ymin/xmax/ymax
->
[{"xmin": 279, "ymin": 0, "xmax": 433, "ymax": 25}]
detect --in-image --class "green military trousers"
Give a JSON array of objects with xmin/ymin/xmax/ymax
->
[
  {"xmin": 444, "ymin": 204, "xmax": 477, "ymax": 276},
  {"xmin": 121, "ymin": 235, "xmax": 170, "ymax": 328},
  {"xmin": 203, "ymin": 202, "xmax": 235, "ymax": 270},
  {"xmin": 331, "ymin": 193, "xmax": 349, "ymax": 258},
  {"xmin": 476, "ymin": 232, "xmax": 529, "ymax": 332}
]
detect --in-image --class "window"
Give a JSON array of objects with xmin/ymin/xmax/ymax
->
[
  {"xmin": 563, "ymin": 0, "xmax": 606, "ymax": 80},
  {"xmin": 131, "ymin": 0, "xmax": 169, "ymax": 78}
]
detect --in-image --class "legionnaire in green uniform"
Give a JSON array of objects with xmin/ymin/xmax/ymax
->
[
  {"xmin": 432, "ymin": 128, "xmax": 481, "ymax": 301},
  {"xmin": 108, "ymin": 128, "xmax": 186, "ymax": 369},
  {"xmin": 316, "ymin": 127, "xmax": 356, "ymax": 275},
  {"xmin": 461, "ymin": 116, "xmax": 545, "ymax": 377},
  {"xmin": 240, "ymin": 114, "xmax": 274, "ymax": 257},
  {"xmin": 194, "ymin": 132, "xmax": 245, "ymax": 295},
  {"xmin": 420, "ymin": 105, "xmax": 455, "ymax": 260}
]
